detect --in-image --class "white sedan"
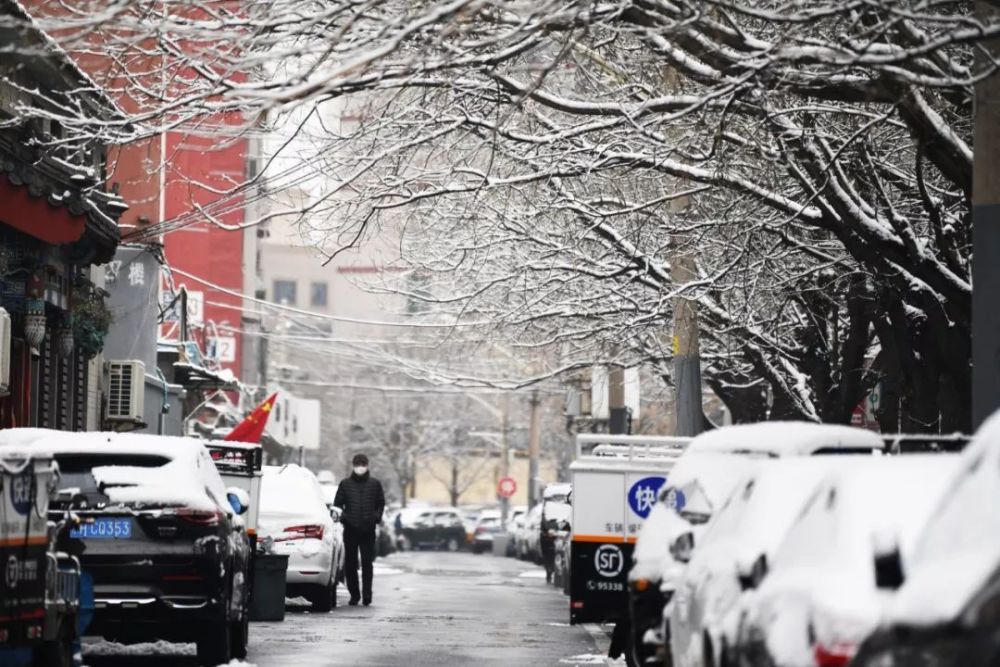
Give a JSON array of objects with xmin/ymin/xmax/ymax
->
[{"xmin": 259, "ymin": 464, "xmax": 344, "ymax": 611}]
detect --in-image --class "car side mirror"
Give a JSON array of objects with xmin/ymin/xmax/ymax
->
[
  {"xmin": 670, "ymin": 531, "xmax": 695, "ymax": 563},
  {"xmin": 330, "ymin": 506, "xmax": 342, "ymax": 523},
  {"xmin": 737, "ymin": 554, "xmax": 769, "ymax": 591},
  {"xmin": 873, "ymin": 530, "xmax": 904, "ymax": 589},
  {"xmin": 226, "ymin": 487, "xmax": 250, "ymax": 516}
]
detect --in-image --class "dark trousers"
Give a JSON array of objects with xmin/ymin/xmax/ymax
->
[{"xmin": 343, "ymin": 526, "xmax": 376, "ymax": 601}]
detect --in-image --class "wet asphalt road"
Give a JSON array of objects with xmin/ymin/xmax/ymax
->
[{"xmin": 84, "ymin": 550, "xmax": 614, "ymax": 666}]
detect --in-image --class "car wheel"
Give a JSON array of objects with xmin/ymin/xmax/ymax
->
[
  {"xmin": 34, "ymin": 615, "xmax": 74, "ymax": 667},
  {"xmin": 196, "ymin": 618, "xmax": 232, "ymax": 666},
  {"xmin": 310, "ymin": 577, "xmax": 336, "ymax": 612},
  {"xmin": 446, "ymin": 537, "xmax": 460, "ymax": 552},
  {"xmin": 230, "ymin": 612, "xmax": 249, "ymax": 660}
]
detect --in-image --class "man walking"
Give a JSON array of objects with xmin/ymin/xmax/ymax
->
[{"xmin": 333, "ymin": 454, "xmax": 386, "ymax": 606}]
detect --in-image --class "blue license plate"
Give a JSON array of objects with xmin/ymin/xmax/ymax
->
[{"xmin": 70, "ymin": 518, "xmax": 133, "ymax": 539}]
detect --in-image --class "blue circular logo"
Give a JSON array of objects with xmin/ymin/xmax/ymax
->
[
  {"xmin": 10, "ymin": 471, "xmax": 32, "ymax": 516},
  {"xmin": 628, "ymin": 476, "xmax": 668, "ymax": 519},
  {"xmin": 662, "ymin": 487, "xmax": 686, "ymax": 512}
]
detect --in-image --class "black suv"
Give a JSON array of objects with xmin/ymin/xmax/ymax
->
[
  {"xmin": 403, "ymin": 509, "xmax": 467, "ymax": 551},
  {"xmin": 40, "ymin": 433, "xmax": 252, "ymax": 665}
]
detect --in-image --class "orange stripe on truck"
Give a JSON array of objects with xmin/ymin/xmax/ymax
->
[
  {"xmin": 571, "ymin": 534, "xmax": 637, "ymax": 545},
  {"xmin": 0, "ymin": 535, "xmax": 49, "ymax": 547}
]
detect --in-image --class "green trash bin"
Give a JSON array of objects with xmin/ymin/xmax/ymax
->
[{"xmin": 249, "ymin": 553, "xmax": 289, "ymax": 622}]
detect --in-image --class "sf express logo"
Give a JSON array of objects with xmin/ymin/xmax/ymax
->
[{"xmin": 594, "ymin": 544, "xmax": 624, "ymax": 578}]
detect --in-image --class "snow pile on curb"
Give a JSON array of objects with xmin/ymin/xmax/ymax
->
[
  {"xmin": 518, "ymin": 570, "xmax": 547, "ymax": 579},
  {"xmin": 558, "ymin": 655, "xmax": 625, "ymax": 665},
  {"xmin": 83, "ymin": 640, "xmax": 195, "ymax": 656}
]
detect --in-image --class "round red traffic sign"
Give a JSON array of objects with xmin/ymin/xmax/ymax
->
[{"xmin": 498, "ymin": 476, "xmax": 517, "ymax": 498}]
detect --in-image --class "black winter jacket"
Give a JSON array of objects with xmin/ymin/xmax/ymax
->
[{"xmin": 333, "ymin": 472, "xmax": 386, "ymax": 532}]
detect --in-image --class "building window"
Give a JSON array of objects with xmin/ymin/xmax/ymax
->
[
  {"xmin": 273, "ymin": 280, "xmax": 296, "ymax": 305},
  {"xmin": 310, "ymin": 281, "xmax": 328, "ymax": 307}
]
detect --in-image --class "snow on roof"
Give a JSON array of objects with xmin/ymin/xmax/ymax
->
[
  {"xmin": 666, "ymin": 451, "xmax": 761, "ymax": 517},
  {"xmin": 888, "ymin": 411, "xmax": 1000, "ymax": 626},
  {"xmin": 0, "ymin": 428, "xmax": 224, "ymax": 511},
  {"xmin": 0, "ymin": 428, "xmax": 206, "ymax": 460},
  {"xmin": 543, "ymin": 482, "xmax": 572, "ymax": 499},
  {"xmin": 690, "ymin": 422, "xmax": 883, "ymax": 457}
]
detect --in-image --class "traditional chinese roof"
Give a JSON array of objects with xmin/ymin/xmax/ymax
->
[{"xmin": 0, "ymin": 0, "xmax": 126, "ymax": 263}]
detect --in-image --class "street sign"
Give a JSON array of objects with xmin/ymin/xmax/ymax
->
[{"xmin": 498, "ymin": 476, "xmax": 517, "ymax": 498}]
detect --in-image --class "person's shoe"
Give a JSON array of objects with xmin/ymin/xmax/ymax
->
[
  {"xmin": 349, "ymin": 596, "xmax": 361, "ymax": 606},
  {"xmin": 362, "ymin": 598, "xmax": 372, "ymax": 606}
]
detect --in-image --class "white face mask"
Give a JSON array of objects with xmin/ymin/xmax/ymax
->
[{"xmin": 353, "ymin": 466, "xmax": 368, "ymax": 476}]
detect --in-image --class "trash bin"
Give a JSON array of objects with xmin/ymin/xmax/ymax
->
[
  {"xmin": 491, "ymin": 533, "xmax": 511, "ymax": 557},
  {"xmin": 249, "ymin": 554, "xmax": 289, "ymax": 622}
]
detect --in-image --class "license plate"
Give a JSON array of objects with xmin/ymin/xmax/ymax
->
[{"xmin": 70, "ymin": 518, "xmax": 133, "ymax": 539}]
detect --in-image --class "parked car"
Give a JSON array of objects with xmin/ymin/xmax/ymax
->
[
  {"xmin": 471, "ymin": 510, "xmax": 503, "ymax": 553},
  {"xmin": 0, "ymin": 430, "xmax": 253, "ymax": 666},
  {"xmin": 376, "ymin": 511, "xmax": 397, "ymax": 557},
  {"xmin": 517, "ymin": 504, "xmax": 543, "ymax": 561},
  {"xmin": 402, "ymin": 508, "xmax": 467, "ymax": 551},
  {"xmin": 853, "ymin": 413, "xmax": 1000, "ymax": 667},
  {"xmin": 394, "ymin": 504, "xmax": 435, "ymax": 550},
  {"xmin": 668, "ymin": 457, "xmax": 861, "ymax": 667},
  {"xmin": 505, "ymin": 505, "xmax": 528, "ymax": 556},
  {"xmin": 632, "ymin": 423, "xmax": 884, "ymax": 667},
  {"xmin": 734, "ymin": 455, "xmax": 958, "ymax": 667},
  {"xmin": 552, "ymin": 527, "xmax": 572, "ymax": 594},
  {"xmin": 506, "ymin": 505, "xmax": 527, "ymax": 532},
  {"xmin": 259, "ymin": 464, "xmax": 344, "ymax": 612},
  {"xmin": 541, "ymin": 488, "xmax": 572, "ymax": 582},
  {"xmin": 629, "ymin": 451, "xmax": 754, "ymax": 667}
]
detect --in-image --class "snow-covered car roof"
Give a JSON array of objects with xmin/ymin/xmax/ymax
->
[
  {"xmin": 887, "ymin": 412, "xmax": 1000, "ymax": 627},
  {"xmin": 543, "ymin": 482, "xmax": 572, "ymax": 499},
  {"xmin": 690, "ymin": 422, "xmax": 883, "ymax": 457},
  {"xmin": 0, "ymin": 428, "xmax": 226, "ymax": 511},
  {"xmin": 663, "ymin": 451, "xmax": 761, "ymax": 518}
]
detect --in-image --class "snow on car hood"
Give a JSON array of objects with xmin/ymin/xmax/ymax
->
[{"xmin": 888, "ymin": 413, "xmax": 1000, "ymax": 626}]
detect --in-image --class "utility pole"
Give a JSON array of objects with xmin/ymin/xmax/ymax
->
[
  {"xmin": 527, "ymin": 390, "xmax": 542, "ymax": 505},
  {"xmin": 672, "ymin": 234, "xmax": 704, "ymax": 437},
  {"xmin": 179, "ymin": 286, "xmax": 188, "ymax": 343},
  {"xmin": 608, "ymin": 365, "xmax": 629, "ymax": 435},
  {"xmin": 973, "ymin": 1, "xmax": 1000, "ymax": 428},
  {"xmin": 499, "ymin": 393, "xmax": 511, "ymax": 525}
]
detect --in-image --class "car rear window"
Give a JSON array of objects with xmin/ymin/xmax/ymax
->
[{"xmin": 55, "ymin": 453, "xmax": 171, "ymax": 492}]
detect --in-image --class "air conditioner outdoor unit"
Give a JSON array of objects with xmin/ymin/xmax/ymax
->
[
  {"xmin": 0, "ymin": 307, "xmax": 10, "ymax": 396},
  {"xmin": 105, "ymin": 360, "xmax": 145, "ymax": 424}
]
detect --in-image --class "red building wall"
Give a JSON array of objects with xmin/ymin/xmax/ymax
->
[
  {"xmin": 161, "ymin": 131, "xmax": 246, "ymax": 375},
  {"xmin": 20, "ymin": 0, "xmax": 249, "ymax": 376}
]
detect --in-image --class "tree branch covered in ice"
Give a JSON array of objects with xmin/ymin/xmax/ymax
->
[{"xmin": 8, "ymin": 0, "xmax": 990, "ymax": 430}]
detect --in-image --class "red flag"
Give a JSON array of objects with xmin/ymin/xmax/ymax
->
[{"xmin": 225, "ymin": 393, "xmax": 278, "ymax": 443}]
